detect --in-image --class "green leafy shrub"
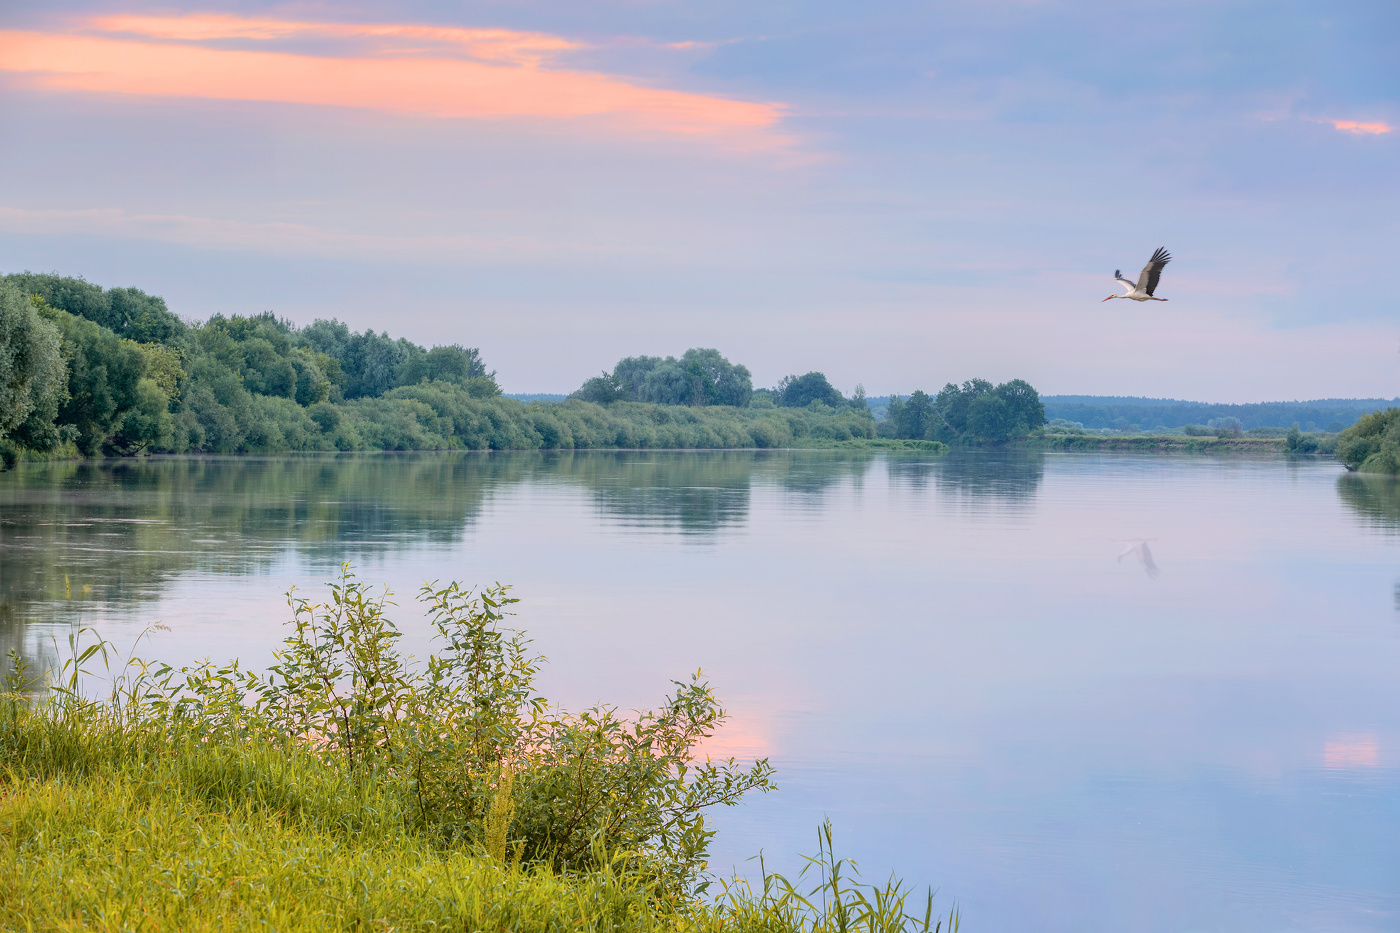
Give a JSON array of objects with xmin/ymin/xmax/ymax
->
[
  {"xmin": 0, "ymin": 569, "xmax": 960, "ymax": 931},
  {"xmin": 56, "ymin": 568, "xmax": 773, "ymax": 895},
  {"xmin": 1337, "ymin": 407, "xmax": 1400, "ymax": 473},
  {"xmin": 0, "ymin": 284, "xmax": 68, "ymax": 453},
  {"xmin": 1285, "ymin": 423, "xmax": 1319, "ymax": 454}
]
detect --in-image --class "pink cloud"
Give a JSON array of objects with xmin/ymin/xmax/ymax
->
[
  {"xmin": 0, "ymin": 15, "xmax": 786, "ymax": 144},
  {"xmin": 1331, "ymin": 120, "xmax": 1392, "ymax": 135},
  {"xmin": 89, "ymin": 15, "xmax": 579, "ymax": 66}
]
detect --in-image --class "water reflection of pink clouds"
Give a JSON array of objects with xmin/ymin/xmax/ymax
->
[
  {"xmin": 1330, "ymin": 120, "xmax": 1392, "ymax": 136},
  {"xmin": 693, "ymin": 712, "xmax": 773, "ymax": 762},
  {"xmin": 0, "ymin": 15, "xmax": 788, "ymax": 146},
  {"xmin": 1322, "ymin": 734, "xmax": 1379, "ymax": 770}
]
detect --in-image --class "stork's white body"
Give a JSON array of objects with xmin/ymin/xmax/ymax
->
[
  {"xmin": 1112, "ymin": 274, "xmax": 1162, "ymax": 301},
  {"xmin": 1104, "ymin": 247, "xmax": 1171, "ymax": 302}
]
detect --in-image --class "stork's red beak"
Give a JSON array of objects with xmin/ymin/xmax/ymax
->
[{"xmin": 1101, "ymin": 295, "xmax": 1116, "ymax": 302}]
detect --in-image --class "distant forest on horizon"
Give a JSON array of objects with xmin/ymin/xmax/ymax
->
[
  {"xmin": 512, "ymin": 393, "xmax": 1396, "ymax": 431},
  {"xmin": 1035, "ymin": 396, "xmax": 1397, "ymax": 432}
]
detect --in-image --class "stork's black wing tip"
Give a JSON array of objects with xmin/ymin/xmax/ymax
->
[{"xmin": 1152, "ymin": 246, "xmax": 1172, "ymax": 265}]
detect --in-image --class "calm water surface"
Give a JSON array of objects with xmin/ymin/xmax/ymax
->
[{"xmin": 2, "ymin": 450, "xmax": 1399, "ymax": 931}]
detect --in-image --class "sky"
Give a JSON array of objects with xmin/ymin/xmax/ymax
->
[{"xmin": 1, "ymin": 1, "xmax": 1396, "ymax": 401}]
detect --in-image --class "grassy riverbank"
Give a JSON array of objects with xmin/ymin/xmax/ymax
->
[
  {"xmin": 0, "ymin": 734, "xmax": 945, "ymax": 933},
  {"xmin": 0, "ymin": 392, "xmax": 887, "ymax": 467},
  {"xmin": 0, "ymin": 570, "xmax": 956, "ymax": 932},
  {"xmin": 1027, "ymin": 434, "xmax": 1287, "ymax": 452},
  {"xmin": 789, "ymin": 437, "xmax": 948, "ymax": 451}
]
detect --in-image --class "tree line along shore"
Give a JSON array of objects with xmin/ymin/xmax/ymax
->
[
  {"xmin": 0, "ymin": 271, "xmax": 1390, "ymax": 472},
  {"xmin": 0, "ymin": 272, "xmax": 1043, "ymax": 466}
]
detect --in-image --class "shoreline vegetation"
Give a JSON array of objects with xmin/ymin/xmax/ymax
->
[
  {"xmin": 0, "ymin": 270, "xmax": 1368, "ymax": 469},
  {"xmin": 1036, "ymin": 395, "xmax": 1395, "ymax": 434},
  {"xmin": 1028, "ymin": 433, "xmax": 1289, "ymax": 451},
  {"xmin": 1, "ymin": 273, "xmax": 1037, "ymax": 468},
  {"xmin": 0, "ymin": 568, "xmax": 958, "ymax": 932},
  {"xmin": 1335, "ymin": 408, "xmax": 1400, "ymax": 474}
]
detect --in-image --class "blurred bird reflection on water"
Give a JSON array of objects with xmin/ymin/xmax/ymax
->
[{"xmin": 1116, "ymin": 538, "xmax": 1160, "ymax": 579}]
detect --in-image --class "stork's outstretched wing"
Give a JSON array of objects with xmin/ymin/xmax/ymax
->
[{"xmin": 1135, "ymin": 247, "xmax": 1171, "ymax": 296}]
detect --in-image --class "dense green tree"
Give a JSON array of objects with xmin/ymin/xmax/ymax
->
[
  {"xmin": 4, "ymin": 273, "xmax": 108, "ymax": 328},
  {"xmin": 613, "ymin": 356, "xmax": 661, "ymax": 400},
  {"xmin": 4, "ymin": 273, "xmax": 185, "ymax": 343},
  {"xmin": 349, "ymin": 332, "xmax": 417, "ymax": 398},
  {"xmin": 108, "ymin": 377, "xmax": 175, "ymax": 453},
  {"xmin": 177, "ymin": 360, "xmax": 248, "ymax": 453},
  {"xmin": 1285, "ymin": 422, "xmax": 1320, "ymax": 454},
  {"xmin": 891, "ymin": 389, "xmax": 935, "ymax": 439},
  {"xmin": 42, "ymin": 308, "xmax": 149, "ymax": 454},
  {"xmin": 299, "ymin": 319, "xmax": 353, "ymax": 359},
  {"xmin": 639, "ymin": 358, "xmax": 691, "ymax": 405},
  {"xmin": 577, "ymin": 349, "xmax": 751, "ymax": 407},
  {"xmin": 1337, "ymin": 408, "xmax": 1400, "ymax": 473},
  {"xmin": 993, "ymin": 378, "xmax": 1047, "ymax": 436},
  {"xmin": 778, "ymin": 371, "xmax": 844, "ymax": 408},
  {"xmin": 291, "ymin": 350, "xmax": 332, "ymax": 406},
  {"xmin": 967, "ymin": 393, "xmax": 1012, "ymax": 441},
  {"xmin": 889, "ymin": 377, "xmax": 1045, "ymax": 444},
  {"xmin": 573, "ymin": 372, "xmax": 622, "ymax": 404},
  {"xmin": 300, "ymin": 319, "xmax": 410, "ymax": 399},
  {"xmin": 107, "ymin": 286, "xmax": 187, "ymax": 343},
  {"xmin": 932, "ymin": 379, "xmax": 992, "ymax": 437},
  {"xmin": 398, "ymin": 344, "xmax": 490, "ymax": 387},
  {"xmin": 0, "ymin": 285, "xmax": 68, "ymax": 452},
  {"xmin": 239, "ymin": 337, "xmax": 298, "ymax": 398},
  {"xmin": 678, "ymin": 348, "xmax": 752, "ymax": 407}
]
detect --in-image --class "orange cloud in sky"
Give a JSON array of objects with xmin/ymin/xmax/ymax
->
[
  {"xmin": 0, "ymin": 16, "xmax": 785, "ymax": 142},
  {"xmin": 1331, "ymin": 120, "xmax": 1392, "ymax": 135}
]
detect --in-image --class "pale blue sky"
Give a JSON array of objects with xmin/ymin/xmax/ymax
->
[{"xmin": 1, "ymin": 1, "xmax": 1396, "ymax": 399}]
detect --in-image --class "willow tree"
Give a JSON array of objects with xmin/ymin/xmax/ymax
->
[{"xmin": 0, "ymin": 283, "xmax": 67, "ymax": 453}]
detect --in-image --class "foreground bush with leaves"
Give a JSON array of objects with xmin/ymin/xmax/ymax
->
[{"xmin": 0, "ymin": 568, "xmax": 958, "ymax": 931}]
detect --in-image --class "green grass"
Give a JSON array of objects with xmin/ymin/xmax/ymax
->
[
  {"xmin": 0, "ymin": 706, "xmax": 955, "ymax": 932},
  {"xmin": 2, "ymin": 770, "xmax": 597, "ymax": 932},
  {"xmin": 787, "ymin": 438, "xmax": 949, "ymax": 451},
  {"xmin": 0, "ymin": 588, "xmax": 958, "ymax": 933},
  {"xmin": 1026, "ymin": 433, "xmax": 1288, "ymax": 451}
]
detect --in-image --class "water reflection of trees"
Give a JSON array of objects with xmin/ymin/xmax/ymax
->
[
  {"xmin": 537, "ymin": 450, "xmax": 878, "ymax": 535},
  {"xmin": 887, "ymin": 449, "xmax": 1044, "ymax": 503},
  {"xmin": 0, "ymin": 451, "xmax": 886, "ymax": 646},
  {"xmin": 1336, "ymin": 473, "xmax": 1400, "ymax": 533},
  {"xmin": 0, "ymin": 454, "xmax": 514, "ymax": 662},
  {"xmin": 763, "ymin": 451, "xmax": 877, "ymax": 497},
  {"xmin": 544, "ymin": 451, "xmax": 755, "ymax": 535},
  {"xmin": 0, "ymin": 450, "xmax": 915, "ymax": 679},
  {"xmin": 1334, "ymin": 474, "xmax": 1400, "ymax": 612}
]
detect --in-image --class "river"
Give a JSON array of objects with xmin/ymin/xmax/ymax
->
[{"xmin": 1, "ymin": 449, "xmax": 1397, "ymax": 931}]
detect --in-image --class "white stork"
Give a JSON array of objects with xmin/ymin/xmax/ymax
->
[{"xmin": 1103, "ymin": 247, "xmax": 1171, "ymax": 302}]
